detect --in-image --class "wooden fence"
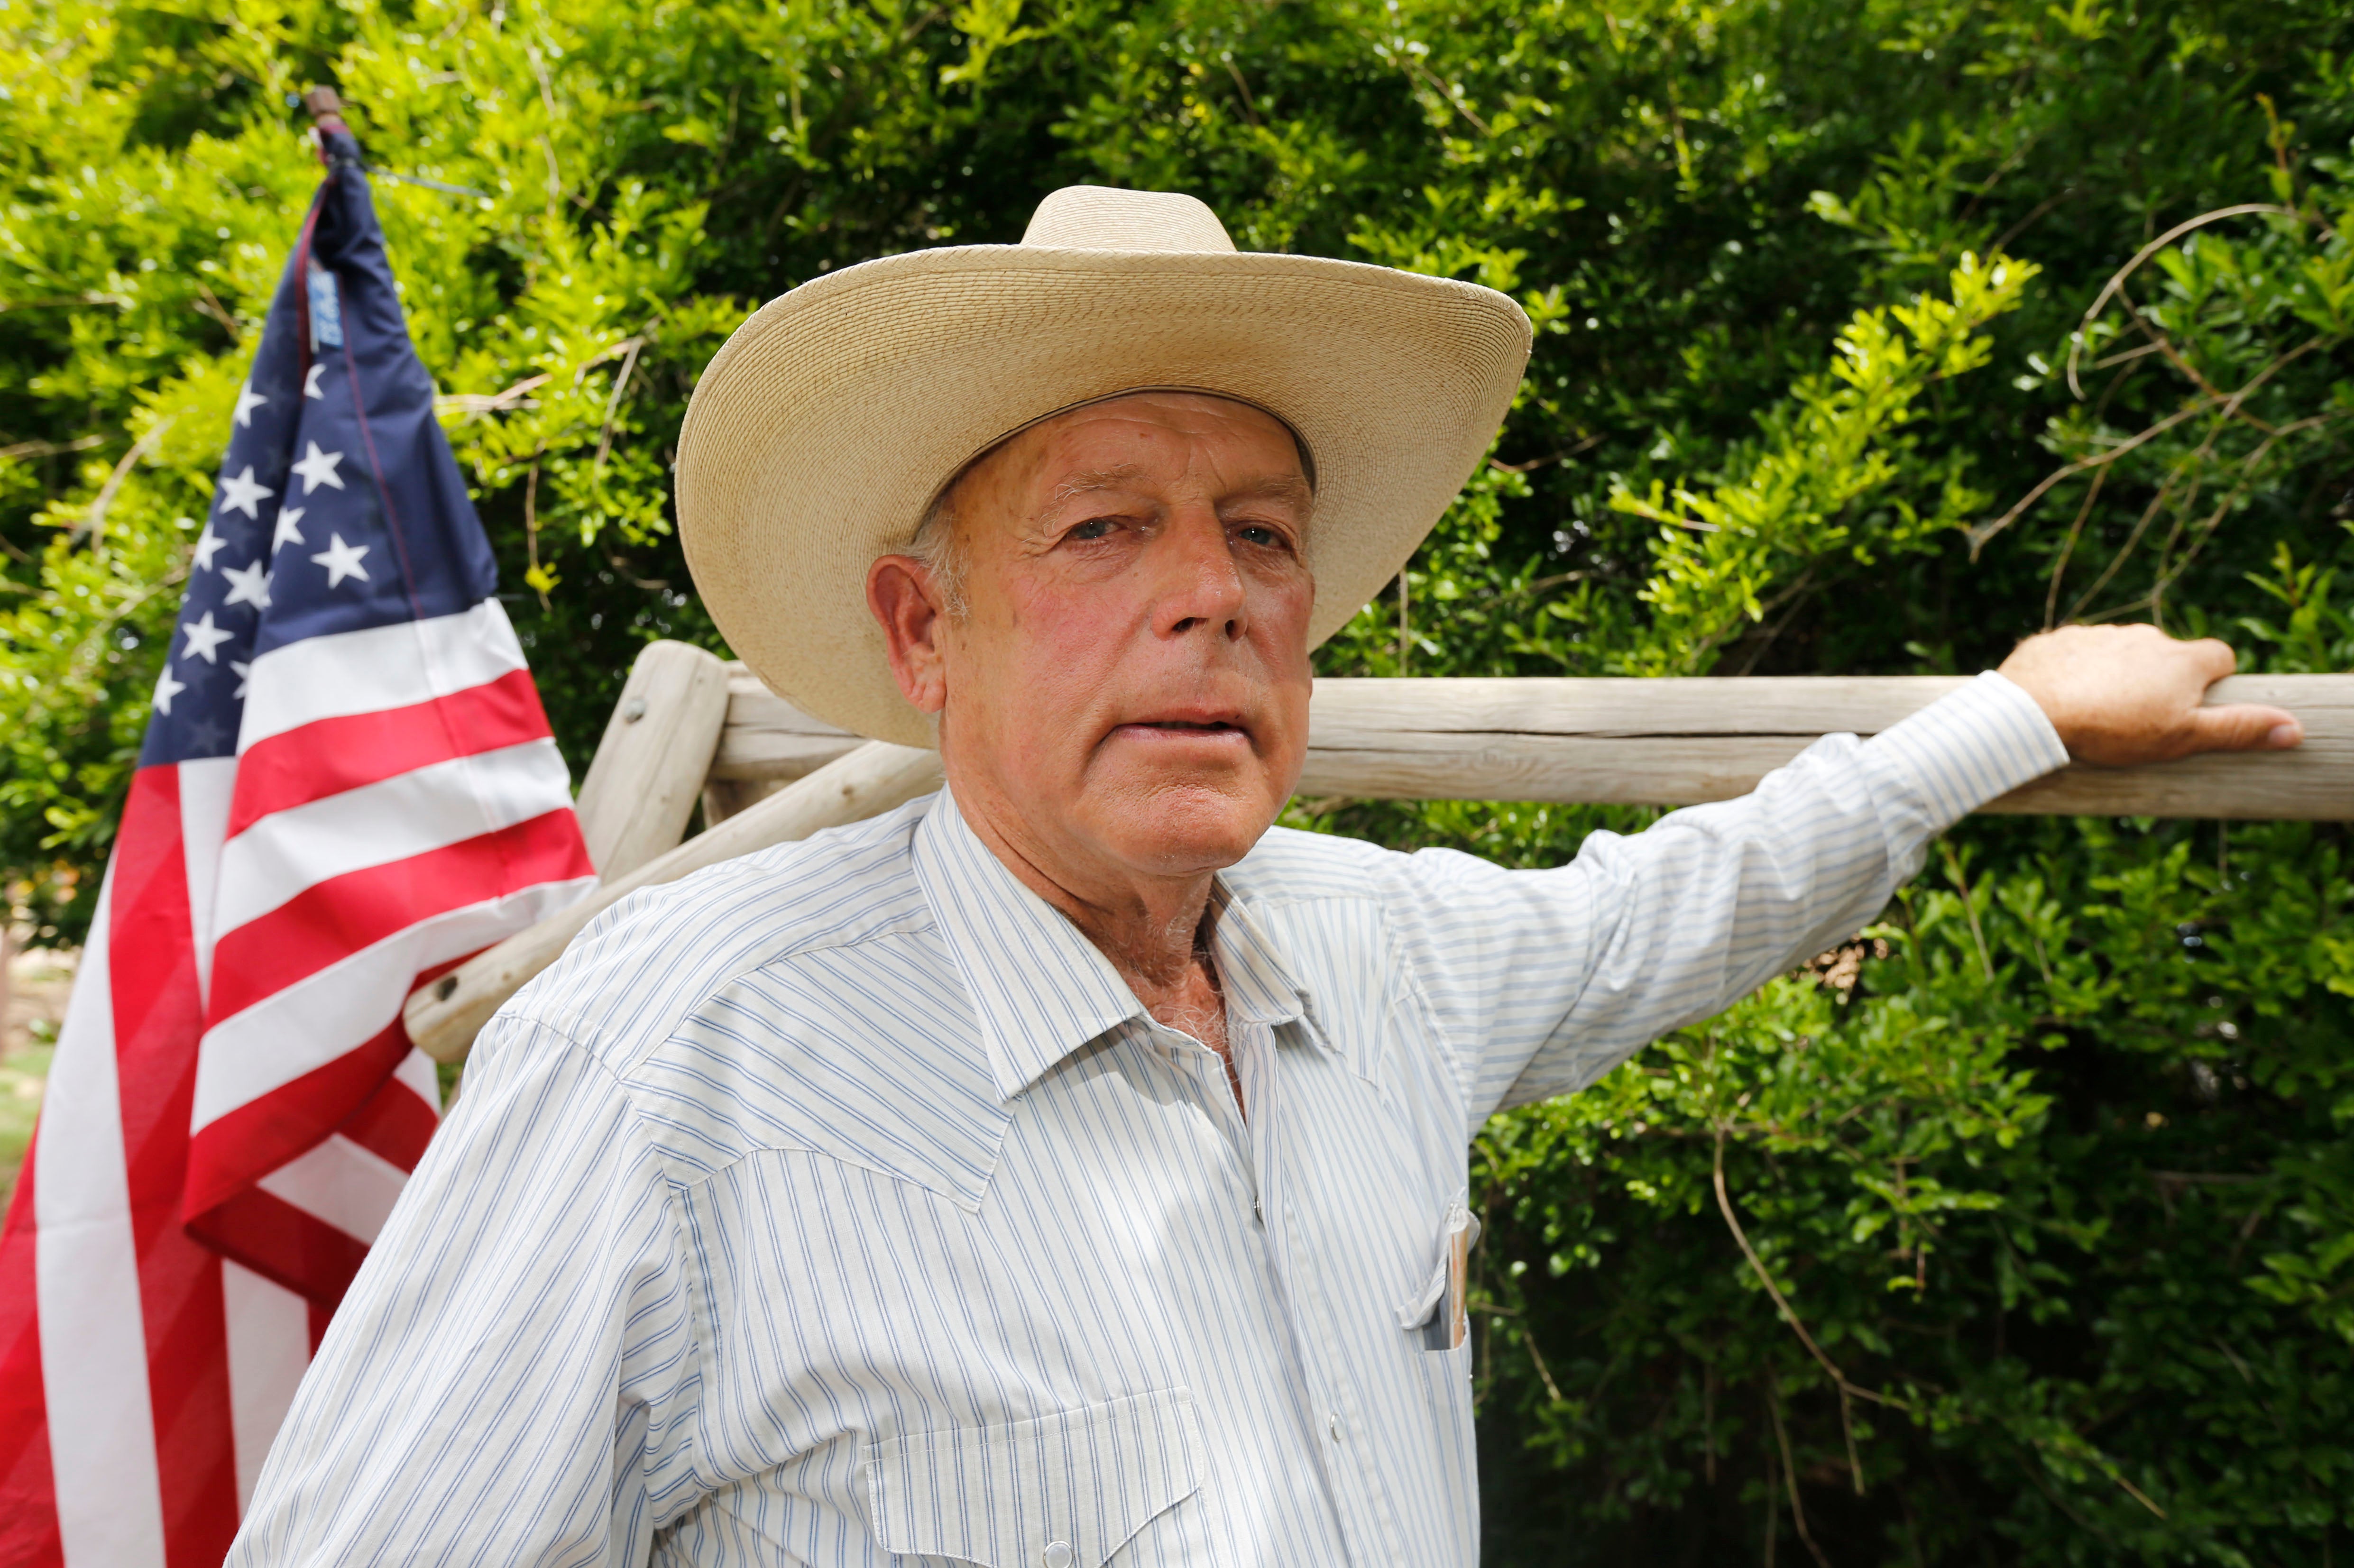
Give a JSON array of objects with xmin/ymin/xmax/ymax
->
[{"xmin": 402, "ymin": 642, "xmax": 2354, "ymax": 1063}]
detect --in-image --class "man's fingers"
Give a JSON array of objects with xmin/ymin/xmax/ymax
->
[
  {"xmin": 2183, "ymin": 636, "xmax": 2240, "ymax": 685},
  {"xmin": 2184, "ymin": 703, "xmax": 2302, "ymax": 755}
]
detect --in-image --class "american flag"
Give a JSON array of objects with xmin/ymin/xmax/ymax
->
[{"xmin": 0, "ymin": 124, "xmax": 596, "ymax": 1564}]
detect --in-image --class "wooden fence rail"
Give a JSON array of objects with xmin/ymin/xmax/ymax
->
[
  {"xmin": 719, "ymin": 669, "xmax": 2354, "ymax": 820},
  {"xmin": 401, "ymin": 647, "xmax": 2354, "ymax": 1063}
]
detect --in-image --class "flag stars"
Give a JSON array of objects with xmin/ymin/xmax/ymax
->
[
  {"xmin": 216, "ymin": 465, "xmax": 274, "ymax": 519},
  {"xmin": 232, "ymin": 380, "xmax": 268, "ymax": 428},
  {"xmin": 231, "ymin": 659, "xmax": 251, "ymax": 699},
  {"xmin": 152, "ymin": 664, "xmax": 186, "ymax": 716},
  {"xmin": 179, "ymin": 610, "xmax": 235, "ymax": 665},
  {"xmin": 290, "ymin": 442, "xmax": 346, "ymax": 495},
  {"xmin": 303, "ymin": 363, "xmax": 326, "ymax": 400},
  {"xmin": 271, "ymin": 505, "xmax": 307, "ymax": 554},
  {"xmin": 310, "ymin": 533, "xmax": 371, "ymax": 589},
  {"xmin": 221, "ymin": 558, "xmax": 272, "ymax": 611},
  {"xmin": 192, "ymin": 523, "xmax": 227, "ymax": 572}
]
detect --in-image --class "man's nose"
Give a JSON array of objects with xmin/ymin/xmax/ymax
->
[{"xmin": 1153, "ymin": 508, "xmax": 1248, "ymax": 641}]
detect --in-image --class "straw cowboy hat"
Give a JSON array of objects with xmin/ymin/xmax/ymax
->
[{"xmin": 675, "ymin": 184, "xmax": 1533, "ymax": 748}]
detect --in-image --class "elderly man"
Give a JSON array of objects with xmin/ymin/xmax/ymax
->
[{"xmin": 233, "ymin": 187, "xmax": 2298, "ymax": 1567}]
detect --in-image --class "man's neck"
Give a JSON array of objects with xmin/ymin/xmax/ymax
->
[{"xmin": 947, "ymin": 778, "xmax": 1236, "ymax": 1079}]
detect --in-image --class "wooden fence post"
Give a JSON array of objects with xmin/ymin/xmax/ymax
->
[{"xmin": 571, "ymin": 641, "xmax": 731, "ymax": 881}]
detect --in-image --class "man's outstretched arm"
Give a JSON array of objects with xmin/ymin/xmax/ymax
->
[{"xmin": 1379, "ymin": 625, "xmax": 2300, "ymax": 1124}]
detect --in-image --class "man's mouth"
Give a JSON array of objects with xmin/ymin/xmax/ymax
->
[{"xmin": 1115, "ymin": 716, "xmax": 1251, "ymax": 743}]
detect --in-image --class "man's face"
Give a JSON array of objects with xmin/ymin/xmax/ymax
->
[{"xmin": 872, "ymin": 391, "xmax": 1316, "ymax": 885}]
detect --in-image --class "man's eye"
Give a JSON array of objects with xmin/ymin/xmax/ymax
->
[
  {"xmin": 1235, "ymin": 523, "xmax": 1286, "ymax": 549},
  {"xmin": 1067, "ymin": 517, "xmax": 1117, "ymax": 541}
]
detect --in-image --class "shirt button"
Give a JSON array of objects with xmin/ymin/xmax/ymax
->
[
  {"xmin": 1326, "ymin": 1410, "xmax": 1342, "ymax": 1441},
  {"xmin": 1042, "ymin": 1543, "xmax": 1073, "ymax": 1568}
]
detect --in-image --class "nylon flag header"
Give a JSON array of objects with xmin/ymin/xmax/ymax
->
[{"xmin": 0, "ymin": 123, "xmax": 597, "ymax": 1567}]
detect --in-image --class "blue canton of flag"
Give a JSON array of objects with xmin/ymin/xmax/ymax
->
[{"xmin": 147, "ymin": 129, "xmax": 501, "ymax": 760}]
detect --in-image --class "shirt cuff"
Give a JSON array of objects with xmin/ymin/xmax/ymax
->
[{"xmin": 1864, "ymin": 670, "xmax": 2069, "ymax": 827}]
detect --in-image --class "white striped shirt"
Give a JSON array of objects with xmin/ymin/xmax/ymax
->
[{"xmin": 230, "ymin": 672, "xmax": 2065, "ymax": 1568}]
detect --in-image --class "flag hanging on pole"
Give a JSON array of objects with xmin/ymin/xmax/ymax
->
[{"xmin": 0, "ymin": 107, "xmax": 597, "ymax": 1567}]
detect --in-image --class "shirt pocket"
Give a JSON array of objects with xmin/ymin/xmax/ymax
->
[
  {"xmin": 864, "ymin": 1387, "xmax": 1207, "ymax": 1568},
  {"xmin": 1395, "ymin": 1198, "xmax": 1480, "ymax": 1353}
]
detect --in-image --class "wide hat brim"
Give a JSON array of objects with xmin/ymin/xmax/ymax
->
[{"xmin": 676, "ymin": 237, "xmax": 1532, "ymax": 748}]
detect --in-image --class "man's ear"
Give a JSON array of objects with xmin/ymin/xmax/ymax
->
[{"xmin": 867, "ymin": 555, "xmax": 949, "ymax": 715}]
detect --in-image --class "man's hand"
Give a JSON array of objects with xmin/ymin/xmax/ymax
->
[{"xmin": 1997, "ymin": 624, "xmax": 2302, "ymax": 766}]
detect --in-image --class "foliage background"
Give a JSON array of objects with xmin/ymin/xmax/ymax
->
[{"xmin": 6, "ymin": 0, "xmax": 2354, "ymax": 1559}]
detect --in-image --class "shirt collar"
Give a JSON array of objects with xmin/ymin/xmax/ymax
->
[
  {"xmin": 1205, "ymin": 880, "xmax": 1311, "ymax": 1032},
  {"xmin": 912, "ymin": 789, "xmax": 1318, "ymax": 1102}
]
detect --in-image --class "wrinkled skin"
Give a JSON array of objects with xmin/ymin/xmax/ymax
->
[{"xmin": 867, "ymin": 392, "xmax": 1314, "ymax": 1082}]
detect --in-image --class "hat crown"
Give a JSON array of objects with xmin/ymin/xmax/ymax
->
[{"xmin": 1020, "ymin": 185, "xmax": 1236, "ymax": 254}]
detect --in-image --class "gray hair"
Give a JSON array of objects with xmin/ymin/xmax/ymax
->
[{"xmin": 901, "ymin": 484, "xmax": 970, "ymax": 620}]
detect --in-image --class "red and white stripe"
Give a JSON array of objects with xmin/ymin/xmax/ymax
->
[{"xmin": 0, "ymin": 599, "xmax": 594, "ymax": 1567}]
